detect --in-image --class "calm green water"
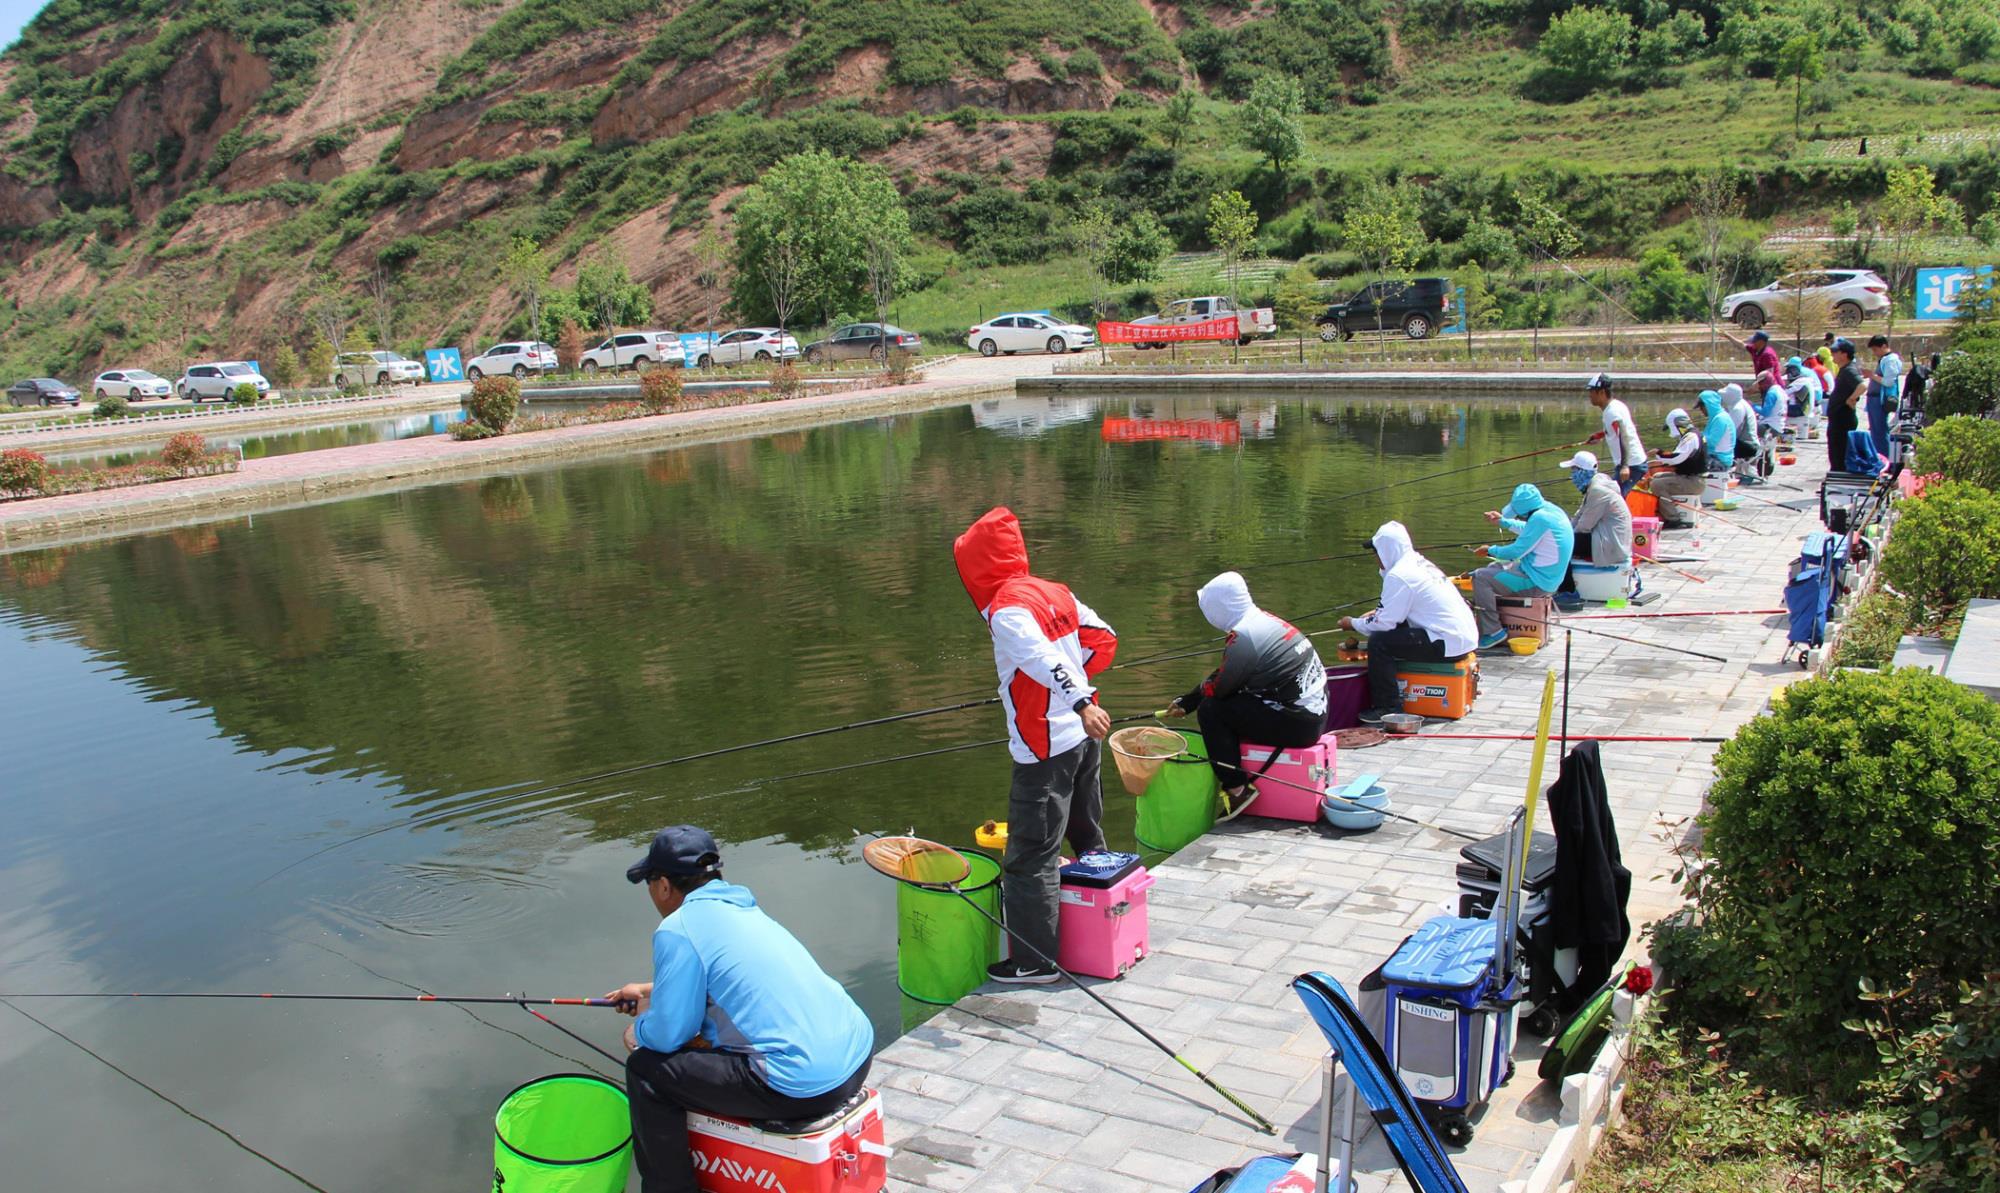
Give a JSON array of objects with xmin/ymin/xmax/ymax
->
[
  {"xmin": 0, "ymin": 393, "xmax": 1637, "ymax": 1190},
  {"xmin": 47, "ymin": 411, "xmax": 462, "ymax": 469}
]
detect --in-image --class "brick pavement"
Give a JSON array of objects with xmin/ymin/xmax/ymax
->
[{"xmin": 873, "ymin": 449, "xmax": 1832, "ymax": 1192}]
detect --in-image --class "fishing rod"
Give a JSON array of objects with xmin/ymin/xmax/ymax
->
[
  {"xmin": 1637, "ymin": 555, "xmax": 1709, "ymax": 584},
  {"xmin": 0, "ymin": 991, "xmax": 624, "ymax": 1007},
  {"xmin": 1650, "ymin": 490, "xmax": 1769, "ymax": 535},
  {"xmin": 1560, "ymin": 608, "xmax": 1783, "ymax": 620},
  {"xmin": 1508, "ymin": 611, "xmax": 1730, "ymax": 663},
  {"xmin": 1320, "ymin": 440, "xmax": 1592, "ymax": 507},
  {"xmin": 1402, "ymin": 733, "xmax": 1729, "ymax": 743}
]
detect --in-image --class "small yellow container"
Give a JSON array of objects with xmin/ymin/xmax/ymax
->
[
  {"xmin": 974, "ymin": 820, "xmax": 1008, "ymax": 851},
  {"xmin": 1506, "ymin": 636, "xmax": 1540, "ymax": 655}
]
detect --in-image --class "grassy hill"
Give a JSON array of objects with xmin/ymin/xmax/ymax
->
[{"xmin": 0, "ymin": 0, "xmax": 1996, "ymax": 378}]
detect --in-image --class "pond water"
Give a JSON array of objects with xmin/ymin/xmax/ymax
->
[
  {"xmin": 45, "ymin": 411, "xmax": 464, "ymax": 469},
  {"xmin": 0, "ymin": 392, "xmax": 1662, "ymax": 1190}
]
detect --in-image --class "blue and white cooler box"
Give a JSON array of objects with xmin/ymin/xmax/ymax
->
[{"xmin": 1379, "ymin": 916, "xmax": 1517, "ymax": 1123}]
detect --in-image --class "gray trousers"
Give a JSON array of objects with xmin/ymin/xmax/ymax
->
[
  {"xmin": 1003, "ymin": 739, "xmax": 1105, "ymax": 966},
  {"xmin": 1470, "ymin": 560, "xmax": 1541, "ymax": 638},
  {"xmin": 1650, "ymin": 473, "xmax": 1704, "ymax": 525}
]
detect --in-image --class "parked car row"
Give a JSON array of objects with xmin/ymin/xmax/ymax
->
[{"xmin": 5, "ymin": 362, "xmax": 283, "ymax": 408}]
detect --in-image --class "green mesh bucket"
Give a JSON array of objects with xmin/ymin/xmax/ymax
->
[
  {"xmin": 896, "ymin": 849, "xmax": 1002, "ymax": 1005},
  {"xmin": 1135, "ymin": 731, "xmax": 1218, "ymax": 852},
  {"xmin": 492, "ymin": 1074, "xmax": 631, "ymax": 1193}
]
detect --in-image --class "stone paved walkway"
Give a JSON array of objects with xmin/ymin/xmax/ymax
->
[{"xmin": 873, "ymin": 451, "xmax": 1831, "ymax": 1192}]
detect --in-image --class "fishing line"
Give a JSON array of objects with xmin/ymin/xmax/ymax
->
[
  {"xmin": 1319, "ymin": 440, "xmax": 1591, "ymax": 507},
  {"xmin": 1520, "ymin": 237, "xmax": 1730, "ymax": 387},
  {"xmin": 0, "ymin": 998, "xmax": 333, "ymax": 1193},
  {"xmin": 518, "ymin": 1003, "xmax": 626, "ymax": 1070}
]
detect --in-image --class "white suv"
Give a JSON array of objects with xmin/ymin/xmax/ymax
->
[
  {"xmin": 705, "ymin": 328, "xmax": 801, "ymax": 366},
  {"xmin": 180, "ymin": 361, "xmax": 272, "ymax": 403},
  {"xmin": 580, "ymin": 331, "xmax": 686, "ymax": 374},
  {"xmin": 335, "ymin": 351, "xmax": 425, "ymax": 388},
  {"xmin": 465, "ymin": 341, "xmax": 557, "ymax": 380},
  {"xmin": 1722, "ymin": 269, "xmax": 1891, "ymax": 330}
]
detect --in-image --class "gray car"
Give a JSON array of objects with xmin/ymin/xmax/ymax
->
[
  {"xmin": 8, "ymin": 378, "xmax": 80, "ymax": 407},
  {"xmin": 800, "ymin": 323, "xmax": 922, "ymax": 364}
]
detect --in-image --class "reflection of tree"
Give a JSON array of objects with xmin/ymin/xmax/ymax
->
[
  {"xmin": 0, "ymin": 399, "xmax": 1602, "ymax": 857},
  {"xmin": 170, "ymin": 526, "xmax": 222, "ymax": 556}
]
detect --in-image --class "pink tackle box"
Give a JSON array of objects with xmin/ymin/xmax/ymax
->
[
  {"xmin": 1240, "ymin": 733, "xmax": 1339, "ymax": 822},
  {"xmin": 1057, "ymin": 851, "xmax": 1153, "ymax": 979}
]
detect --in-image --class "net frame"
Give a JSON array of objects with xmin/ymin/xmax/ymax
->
[
  {"xmin": 861, "ymin": 836, "xmax": 973, "ymax": 890},
  {"xmin": 1107, "ymin": 726, "xmax": 1189, "ymax": 795}
]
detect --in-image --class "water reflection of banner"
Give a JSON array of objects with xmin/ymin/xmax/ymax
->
[
  {"xmin": 1097, "ymin": 317, "xmax": 1239, "ymax": 344},
  {"xmin": 1101, "ymin": 417, "xmax": 1242, "ymax": 445}
]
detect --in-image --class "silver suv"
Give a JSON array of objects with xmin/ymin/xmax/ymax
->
[
  {"xmin": 335, "ymin": 351, "xmax": 425, "ymax": 388},
  {"xmin": 1722, "ymin": 269, "xmax": 1891, "ymax": 329},
  {"xmin": 179, "ymin": 362, "xmax": 272, "ymax": 403}
]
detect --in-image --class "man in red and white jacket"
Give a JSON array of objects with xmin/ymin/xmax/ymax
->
[{"xmin": 953, "ymin": 507, "xmax": 1117, "ymax": 984}]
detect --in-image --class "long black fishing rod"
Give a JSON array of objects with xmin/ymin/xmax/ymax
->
[{"xmin": 1319, "ymin": 439, "xmax": 1591, "ymax": 507}]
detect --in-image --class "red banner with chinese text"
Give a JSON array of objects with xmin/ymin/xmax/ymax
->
[{"xmin": 1096, "ymin": 316, "xmax": 1239, "ymax": 344}]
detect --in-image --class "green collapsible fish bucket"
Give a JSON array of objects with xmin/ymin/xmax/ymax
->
[
  {"xmin": 896, "ymin": 849, "xmax": 1003, "ymax": 1005},
  {"xmin": 1134, "ymin": 731, "xmax": 1218, "ymax": 852},
  {"xmin": 493, "ymin": 1074, "xmax": 631, "ymax": 1193}
]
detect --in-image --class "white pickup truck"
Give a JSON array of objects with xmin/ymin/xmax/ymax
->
[{"xmin": 1129, "ymin": 296, "xmax": 1278, "ymax": 347}]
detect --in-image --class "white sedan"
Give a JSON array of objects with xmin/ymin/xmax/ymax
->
[
  {"xmin": 93, "ymin": 368, "xmax": 174, "ymax": 401},
  {"xmin": 966, "ymin": 313, "xmax": 1096, "ymax": 357}
]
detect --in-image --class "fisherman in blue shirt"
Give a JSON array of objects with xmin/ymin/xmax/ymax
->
[
  {"xmin": 607, "ymin": 826, "xmax": 874, "ymax": 1193},
  {"xmin": 1468, "ymin": 482, "xmax": 1575, "ymax": 649}
]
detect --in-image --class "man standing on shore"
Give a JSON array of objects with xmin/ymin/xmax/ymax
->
[
  {"xmin": 953, "ymin": 507, "xmax": 1117, "ymax": 984},
  {"xmin": 1585, "ymin": 373, "xmax": 1647, "ymax": 494},
  {"xmin": 1725, "ymin": 329, "xmax": 1783, "ymax": 395},
  {"xmin": 1865, "ymin": 334, "xmax": 1902, "ymax": 460}
]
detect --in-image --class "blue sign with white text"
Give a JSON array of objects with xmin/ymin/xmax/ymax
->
[
  {"xmin": 425, "ymin": 348, "xmax": 464, "ymax": 383},
  {"xmin": 1915, "ymin": 265, "xmax": 1995, "ymax": 321}
]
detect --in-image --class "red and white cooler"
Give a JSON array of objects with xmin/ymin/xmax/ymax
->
[
  {"xmin": 1240, "ymin": 733, "xmax": 1339, "ymax": 822},
  {"xmin": 686, "ymin": 1088, "xmax": 889, "ymax": 1193},
  {"xmin": 1057, "ymin": 851, "xmax": 1153, "ymax": 980}
]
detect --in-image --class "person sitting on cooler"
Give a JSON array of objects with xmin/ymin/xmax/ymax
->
[
  {"xmin": 1554, "ymin": 451, "xmax": 1633, "ymax": 610},
  {"xmin": 607, "ymin": 826, "xmax": 874, "ymax": 1193},
  {"xmin": 1338, "ymin": 521, "xmax": 1479, "ymax": 723},
  {"xmin": 1468, "ymin": 483, "xmax": 1575, "ymax": 650}
]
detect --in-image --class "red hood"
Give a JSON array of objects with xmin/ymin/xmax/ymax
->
[{"xmin": 953, "ymin": 507, "xmax": 1029, "ymax": 612}]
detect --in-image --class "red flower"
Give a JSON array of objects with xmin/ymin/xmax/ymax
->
[{"xmin": 1623, "ymin": 965, "xmax": 1655, "ymax": 996}]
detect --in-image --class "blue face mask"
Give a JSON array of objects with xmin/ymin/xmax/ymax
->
[{"xmin": 1571, "ymin": 467, "xmax": 1594, "ymax": 493}]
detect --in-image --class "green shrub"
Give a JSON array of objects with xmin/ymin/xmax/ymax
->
[
  {"xmin": 228, "ymin": 383, "xmax": 261, "ymax": 406},
  {"xmin": 1834, "ymin": 589, "xmax": 1912, "ymax": 668},
  {"xmin": 1856, "ymin": 978, "xmax": 2000, "ymax": 1190},
  {"xmin": 1538, "ymin": 6, "xmax": 1634, "ymax": 92},
  {"xmin": 768, "ymin": 360, "xmax": 803, "ymax": 399},
  {"xmin": 0, "ymin": 448, "xmax": 53, "ymax": 496},
  {"xmin": 884, "ymin": 348, "xmax": 916, "ymax": 384},
  {"xmin": 639, "ymin": 368, "xmax": 682, "ymax": 413},
  {"xmin": 449, "ymin": 419, "xmax": 503, "ymax": 441},
  {"xmin": 1926, "ymin": 349, "xmax": 2000, "ymax": 418},
  {"xmin": 462, "ymin": 375, "xmax": 522, "ymax": 433},
  {"xmin": 158, "ymin": 432, "xmax": 209, "ymax": 474},
  {"xmin": 1878, "ymin": 480, "xmax": 2000, "ymax": 623},
  {"xmin": 1668, "ymin": 668, "xmax": 2000, "ymax": 1086},
  {"xmin": 1915, "ymin": 415, "xmax": 2000, "ymax": 489},
  {"xmin": 94, "ymin": 395, "xmax": 130, "ymax": 419}
]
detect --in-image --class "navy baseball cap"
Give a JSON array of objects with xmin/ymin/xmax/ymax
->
[
  {"xmin": 626, "ymin": 825, "xmax": 722, "ymax": 883},
  {"xmin": 1749, "ymin": 330, "xmax": 1769, "ymax": 343}
]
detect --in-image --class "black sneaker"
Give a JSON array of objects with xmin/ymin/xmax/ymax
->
[
  {"xmin": 987, "ymin": 959, "xmax": 1060, "ymax": 985},
  {"xmin": 1358, "ymin": 708, "xmax": 1398, "ymax": 727}
]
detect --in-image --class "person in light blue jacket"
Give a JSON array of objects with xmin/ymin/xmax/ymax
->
[
  {"xmin": 1468, "ymin": 482, "xmax": 1575, "ymax": 648},
  {"xmin": 607, "ymin": 825, "xmax": 874, "ymax": 1193},
  {"xmin": 1698, "ymin": 389, "xmax": 1735, "ymax": 470}
]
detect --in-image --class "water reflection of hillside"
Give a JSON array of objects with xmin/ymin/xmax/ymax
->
[{"xmin": 0, "ymin": 398, "xmax": 1596, "ymax": 856}]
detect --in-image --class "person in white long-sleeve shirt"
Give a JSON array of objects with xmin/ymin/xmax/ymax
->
[
  {"xmin": 1339, "ymin": 521, "xmax": 1479, "ymax": 723},
  {"xmin": 953, "ymin": 506, "xmax": 1117, "ymax": 985},
  {"xmin": 1586, "ymin": 374, "xmax": 1647, "ymax": 495}
]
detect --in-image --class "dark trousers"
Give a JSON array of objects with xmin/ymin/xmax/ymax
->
[
  {"xmin": 627, "ymin": 1047, "xmax": 871, "ymax": 1193},
  {"xmin": 1194, "ymin": 693, "xmax": 1324, "ymax": 790},
  {"xmin": 1004, "ymin": 739, "xmax": 1105, "ymax": 965},
  {"xmin": 1365, "ymin": 624, "xmax": 1451, "ymax": 711},
  {"xmin": 1828, "ymin": 411, "xmax": 1855, "ymax": 471}
]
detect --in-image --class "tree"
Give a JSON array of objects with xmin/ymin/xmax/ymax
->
[
  {"xmin": 1689, "ymin": 172, "xmax": 1741, "ymax": 358},
  {"xmin": 1342, "ymin": 181, "xmax": 1427, "ymax": 348},
  {"xmin": 556, "ymin": 319, "xmax": 585, "ymax": 372},
  {"xmin": 1879, "ymin": 164, "xmax": 1965, "ymax": 336},
  {"xmin": 267, "ymin": 344, "xmax": 302, "ymax": 388},
  {"xmin": 1273, "ymin": 263, "xmax": 1322, "ymax": 344},
  {"xmin": 502, "ymin": 237, "xmax": 551, "ymax": 343},
  {"xmin": 1456, "ymin": 264, "xmax": 1502, "ymax": 359},
  {"xmin": 1242, "ymin": 74, "xmax": 1305, "ymax": 176},
  {"xmin": 304, "ymin": 335, "xmax": 335, "ymax": 386},
  {"xmin": 1165, "ymin": 90, "xmax": 1197, "ymax": 153},
  {"xmin": 1067, "ymin": 201, "xmax": 1173, "ymax": 319},
  {"xmin": 692, "ymin": 223, "xmax": 730, "ymax": 336},
  {"xmin": 1205, "ymin": 190, "xmax": 1258, "ymax": 314},
  {"xmin": 366, "ymin": 265, "xmax": 396, "ymax": 348},
  {"xmin": 1514, "ymin": 181, "xmax": 1581, "ymax": 358},
  {"xmin": 574, "ymin": 248, "xmax": 652, "ymax": 335},
  {"xmin": 862, "ymin": 210, "xmax": 912, "ymax": 359},
  {"xmin": 1775, "ymin": 35, "xmax": 1824, "ymax": 147},
  {"xmin": 1770, "ymin": 243, "xmax": 1835, "ymax": 354},
  {"xmin": 1631, "ymin": 246, "xmax": 1706, "ymax": 322},
  {"xmin": 1539, "ymin": 6, "xmax": 1634, "ymax": 92},
  {"xmin": 730, "ymin": 149, "xmax": 909, "ymax": 330},
  {"xmin": 763, "ymin": 234, "xmax": 806, "ymax": 340},
  {"xmin": 302, "ymin": 276, "xmax": 354, "ymax": 366}
]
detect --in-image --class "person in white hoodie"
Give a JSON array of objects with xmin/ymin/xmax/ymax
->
[
  {"xmin": 1338, "ymin": 522, "xmax": 1480, "ymax": 724},
  {"xmin": 1165, "ymin": 572, "xmax": 1327, "ymax": 800}
]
